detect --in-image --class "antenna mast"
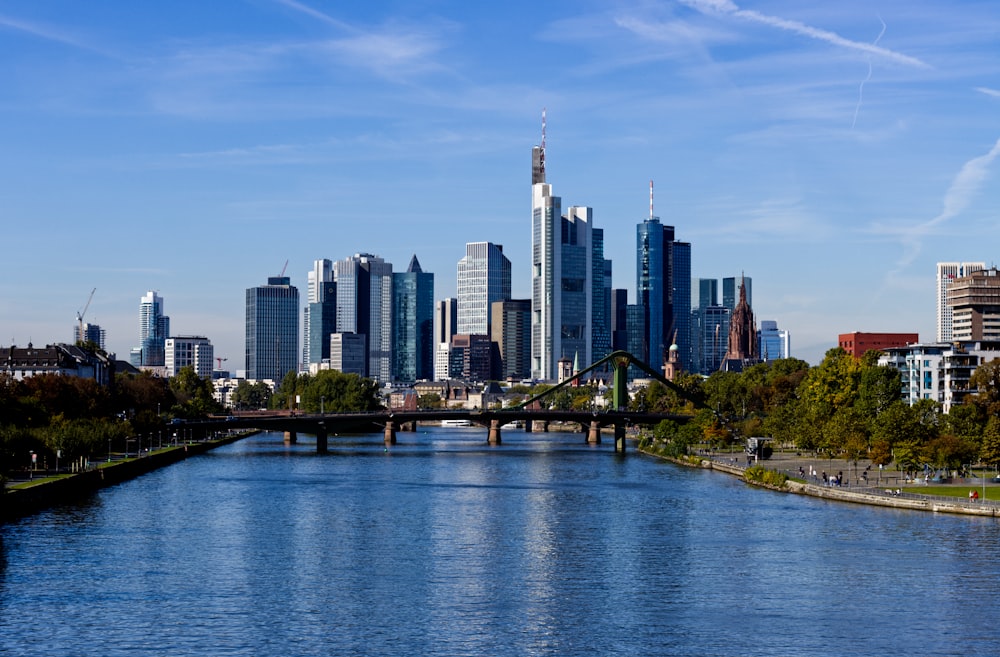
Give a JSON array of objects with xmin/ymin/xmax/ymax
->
[
  {"xmin": 649, "ymin": 179, "xmax": 654, "ymax": 220},
  {"xmin": 540, "ymin": 107, "xmax": 547, "ymax": 179}
]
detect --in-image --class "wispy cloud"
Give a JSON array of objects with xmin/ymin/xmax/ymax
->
[
  {"xmin": 0, "ymin": 13, "xmax": 113, "ymax": 56},
  {"xmin": 852, "ymin": 15, "xmax": 886, "ymax": 129},
  {"xmin": 677, "ymin": 0, "xmax": 929, "ymax": 68},
  {"xmin": 881, "ymin": 138, "xmax": 1000, "ymax": 271},
  {"xmin": 977, "ymin": 87, "xmax": 1000, "ymax": 98}
]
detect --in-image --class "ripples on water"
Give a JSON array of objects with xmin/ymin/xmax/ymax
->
[{"xmin": 2, "ymin": 429, "xmax": 1000, "ymax": 656}]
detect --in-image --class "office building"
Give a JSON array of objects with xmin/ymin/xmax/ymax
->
[
  {"xmin": 330, "ymin": 333, "xmax": 367, "ymax": 376},
  {"xmin": 303, "ymin": 259, "xmax": 334, "ymax": 368},
  {"xmin": 334, "ymin": 253, "xmax": 393, "ymax": 382},
  {"xmin": 245, "ymin": 276, "xmax": 299, "ymax": 382},
  {"xmin": 723, "ymin": 276, "xmax": 752, "ymax": 312},
  {"xmin": 457, "ymin": 242, "xmax": 511, "ymax": 337},
  {"xmin": 937, "ymin": 262, "xmax": 985, "ymax": 341},
  {"xmin": 636, "ymin": 183, "xmax": 691, "ymax": 371},
  {"xmin": 137, "ymin": 291, "xmax": 169, "ymax": 367},
  {"xmin": 758, "ymin": 320, "xmax": 792, "ymax": 360},
  {"xmin": 491, "ymin": 299, "xmax": 531, "ymax": 380},
  {"xmin": 948, "ymin": 266, "xmax": 1000, "ymax": 341},
  {"xmin": 697, "ymin": 305, "xmax": 729, "ymax": 374},
  {"xmin": 611, "ymin": 289, "xmax": 629, "ymax": 352},
  {"xmin": 838, "ymin": 331, "xmax": 916, "ymax": 359},
  {"xmin": 165, "ymin": 335, "xmax": 214, "ymax": 378},
  {"xmin": 449, "ymin": 334, "xmax": 493, "ymax": 382},
  {"xmin": 393, "ymin": 255, "xmax": 435, "ymax": 382},
  {"xmin": 434, "ymin": 298, "xmax": 458, "ymax": 381},
  {"xmin": 74, "ymin": 323, "xmax": 106, "ymax": 351},
  {"xmin": 530, "ymin": 118, "xmax": 599, "ymax": 380}
]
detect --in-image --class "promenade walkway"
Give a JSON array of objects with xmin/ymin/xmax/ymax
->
[{"xmin": 691, "ymin": 448, "xmax": 1000, "ymax": 517}]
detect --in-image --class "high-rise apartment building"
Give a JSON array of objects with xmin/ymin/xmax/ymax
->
[
  {"xmin": 74, "ymin": 323, "xmax": 106, "ymax": 350},
  {"xmin": 947, "ymin": 266, "xmax": 1000, "ymax": 341},
  {"xmin": 530, "ymin": 117, "xmax": 599, "ymax": 380},
  {"xmin": 334, "ymin": 253, "xmax": 393, "ymax": 382},
  {"xmin": 393, "ymin": 255, "xmax": 434, "ymax": 382},
  {"xmin": 138, "ymin": 291, "xmax": 169, "ymax": 367},
  {"xmin": 245, "ymin": 276, "xmax": 299, "ymax": 382},
  {"xmin": 457, "ymin": 242, "xmax": 511, "ymax": 336},
  {"xmin": 491, "ymin": 299, "xmax": 531, "ymax": 380},
  {"xmin": 636, "ymin": 182, "xmax": 692, "ymax": 371},
  {"xmin": 165, "ymin": 335, "xmax": 214, "ymax": 378},
  {"xmin": 434, "ymin": 298, "xmax": 458, "ymax": 380},
  {"xmin": 937, "ymin": 262, "xmax": 986, "ymax": 341},
  {"xmin": 303, "ymin": 259, "xmax": 334, "ymax": 368}
]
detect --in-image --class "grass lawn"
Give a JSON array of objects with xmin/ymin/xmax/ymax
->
[{"xmin": 901, "ymin": 485, "xmax": 999, "ymax": 501}]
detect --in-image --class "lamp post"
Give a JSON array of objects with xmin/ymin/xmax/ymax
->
[
  {"xmin": 29, "ymin": 451, "xmax": 34, "ymax": 480},
  {"xmin": 108, "ymin": 437, "xmax": 112, "ymax": 463},
  {"xmin": 321, "ymin": 396, "xmax": 325, "ymax": 415}
]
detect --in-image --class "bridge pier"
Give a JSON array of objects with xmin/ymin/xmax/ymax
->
[
  {"xmin": 488, "ymin": 419, "xmax": 502, "ymax": 445},
  {"xmin": 614, "ymin": 423, "xmax": 627, "ymax": 454},
  {"xmin": 587, "ymin": 420, "xmax": 601, "ymax": 445},
  {"xmin": 384, "ymin": 421, "xmax": 397, "ymax": 446},
  {"xmin": 529, "ymin": 420, "xmax": 549, "ymax": 433},
  {"xmin": 316, "ymin": 428, "xmax": 328, "ymax": 454},
  {"xmin": 284, "ymin": 431, "xmax": 297, "ymax": 444},
  {"xmin": 523, "ymin": 419, "xmax": 532, "ymax": 433}
]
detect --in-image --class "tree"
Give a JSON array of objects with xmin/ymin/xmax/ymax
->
[
  {"xmin": 169, "ymin": 367, "xmax": 223, "ymax": 418},
  {"xmin": 418, "ymin": 393, "xmax": 443, "ymax": 409},
  {"xmin": 968, "ymin": 358, "xmax": 1000, "ymax": 415},
  {"xmin": 979, "ymin": 415, "xmax": 1000, "ymax": 472},
  {"xmin": 232, "ymin": 380, "xmax": 273, "ymax": 410}
]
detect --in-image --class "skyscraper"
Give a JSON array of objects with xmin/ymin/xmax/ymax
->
[
  {"xmin": 491, "ymin": 299, "xmax": 531, "ymax": 380},
  {"xmin": 303, "ymin": 259, "xmax": 334, "ymax": 368},
  {"xmin": 723, "ymin": 276, "xmax": 752, "ymax": 312},
  {"xmin": 457, "ymin": 242, "xmax": 511, "ymax": 336},
  {"xmin": 334, "ymin": 253, "xmax": 393, "ymax": 382},
  {"xmin": 434, "ymin": 298, "xmax": 458, "ymax": 380},
  {"xmin": 636, "ymin": 182, "xmax": 692, "ymax": 371},
  {"xmin": 393, "ymin": 255, "xmax": 434, "ymax": 382},
  {"xmin": 530, "ymin": 114, "xmax": 598, "ymax": 380},
  {"xmin": 245, "ymin": 276, "xmax": 299, "ymax": 382},
  {"xmin": 74, "ymin": 323, "xmax": 106, "ymax": 350},
  {"xmin": 138, "ymin": 291, "xmax": 169, "ymax": 367},
  {"xmin": 937, "ymin": 262, "xmax": 986, "ymax": 341}
]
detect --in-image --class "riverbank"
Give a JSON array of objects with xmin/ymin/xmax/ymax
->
[
  {"xmin": 0, "ymin": 431, "xmax": 257, "ymax": 523},
  {"xmin": 642, "ymin": 447, "xmax": 1000, "ymax": 518}
]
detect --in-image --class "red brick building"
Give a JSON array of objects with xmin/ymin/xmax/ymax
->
[{"xmin": 838, "ymin": 332, "xmax": 919, "ymax": 359}]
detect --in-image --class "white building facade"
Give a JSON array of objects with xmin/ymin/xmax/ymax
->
[
  {"xmin": 165, "ymin": 335, "xmax": 214, "ymax": 378},
  {"xmin": 937, "ymin": 262, "xmax": 985, "ymax": 341}
]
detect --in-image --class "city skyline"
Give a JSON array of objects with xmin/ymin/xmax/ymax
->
[{"xmin": 2, "ymin": 1, "xmax": 998, "ymax": 368}]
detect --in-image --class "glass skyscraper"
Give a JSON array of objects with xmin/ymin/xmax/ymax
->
[
  {"xmin": 334, "ymin": 253, "xmax": 393, "ymax": 383},
  {"xmin": 138, "ymin": 290, "xmax": 169, "ymax": 367},
  {"xmin": 530, "ymin": 126, "xmax": 600, "ymax": 380},
  {"xmin": 457, "ymin": 242, "xmax": 511, "ymax": 336},
  {"xmin": 393, "ymin": 255, "xmax": 434, "ymax": 382},
  {"xmin": 245, "ymin": 276, "xmax": 299, "ymax": 382},
  {"xmin": 636, "ymin": 214, "xmax": 692, "ymax": 371}
]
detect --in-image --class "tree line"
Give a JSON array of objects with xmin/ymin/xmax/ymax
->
[{"xmin": 637, "ymin": 348, "xmax": 1000, "ymax": 475}]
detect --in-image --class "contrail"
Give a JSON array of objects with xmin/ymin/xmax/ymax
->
[
  {"xmin": 852, "ymin": 15, "xmax": 887, "ymax": 129},
  {"xmin": 678, "ymin": 0, "xmax": 928, "ymax": 68}
]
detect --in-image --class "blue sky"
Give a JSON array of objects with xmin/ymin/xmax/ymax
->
[{"xmin": 1, "ymin": 0, "xmax": 998, "ymax": 368}]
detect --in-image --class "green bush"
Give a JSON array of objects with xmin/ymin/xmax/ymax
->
[{"xmin": 744, "ymin": 464, "xmax": 788, "ymax": 488}]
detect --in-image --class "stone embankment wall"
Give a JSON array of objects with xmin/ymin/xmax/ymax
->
[
  {"xmin": 1, "ymin": 433, "xmax": 252, "ymax": 522},
  {"xmin": 656, "ymin": 451, "xmax": 1000, "ymax": 518}
]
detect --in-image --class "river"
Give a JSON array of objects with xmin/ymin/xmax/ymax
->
[{"xmin": 2, "ymin": 427, "xmax": 999, "ymax": 656}]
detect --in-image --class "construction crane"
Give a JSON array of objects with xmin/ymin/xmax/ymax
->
[
  {"xmin": 76, "ymin": 288, "xmax": 96, "ymax": 344},
  {"xmin": 279, "ymin": 259, "xmax": 288, "ymax": 278}
]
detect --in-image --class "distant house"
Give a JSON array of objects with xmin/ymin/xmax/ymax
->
[{"xmin": 0, "ymin": 342, "xmax": 115, "ymax": 386}]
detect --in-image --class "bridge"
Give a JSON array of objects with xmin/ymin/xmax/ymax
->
[{"xmin": 185, "ymin": 350, "xmax": 703, "ymax": 454}]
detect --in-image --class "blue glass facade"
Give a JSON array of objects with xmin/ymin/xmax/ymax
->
[
  {"xmin": 245, "ymin": 276, "xmax": 299, "ymax": 382},
  {"xmin": 393, "ymin": 255, "xmax": 434, "ymax": 382}
]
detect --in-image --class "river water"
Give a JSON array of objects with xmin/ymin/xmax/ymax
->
[{"xmin": 2, "ymin": 427, "xmax": 1000, "ymax": 656}]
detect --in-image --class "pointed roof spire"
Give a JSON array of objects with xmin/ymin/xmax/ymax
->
[{"xmin": 407, "ymin": 254, "xmax": 422, "ymax": 273}]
